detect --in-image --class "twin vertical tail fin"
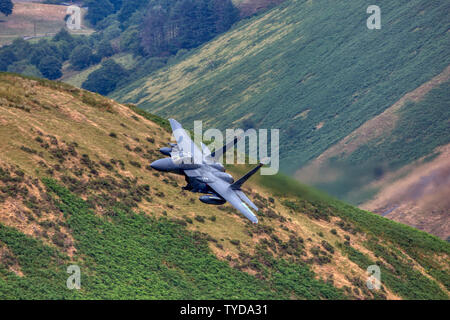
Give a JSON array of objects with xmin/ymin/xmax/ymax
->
[
  {"xmin": 230, "ymin": 163, "xmax": 264, "ymax": 190},
  {"xmin": 210, "ymin": 135, "xmax": 242, "ymax": 161}
]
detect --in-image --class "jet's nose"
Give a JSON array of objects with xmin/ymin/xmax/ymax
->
[
  {"xmin": 150, "ymin": 159, "xmax": 164, "ymax": 171},
  {"xmin": 150, "ymin": 158, "xmax": 175, "ymax": 172}
]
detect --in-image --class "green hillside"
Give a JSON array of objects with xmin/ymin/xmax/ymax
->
[
  {"xmin": 343, "ymin": 80, "xmax": 450, "ymax": 169},
  {"xmin": 0, "ymin": 73, "xmax": 449, "ymax": 299},
  {"xmin": 310, "ymin": 78, "xmax": 450, "ymax": 203},
  {"xmin": 112, "ymin": 0, "xmax": 450, "ymax": 175}
]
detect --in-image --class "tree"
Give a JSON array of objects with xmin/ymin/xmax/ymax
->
[
  {"xmin": 53, "ymin": 28, "xmax": 74, "ymax": 45},
  {"xmin": 118, "ymin": 0, "xmax": 147, "ymax": 23},
  {"xmin": 210, "ymin": 0, "xmax": 239, "ymax": 33},
  {"xmin": 38, "ymin": 56, "xmax": 62, "ymax": 80},
  {"xmin": 97, "ymin": 40, "xmax": 114, "ymax": 58},
  {"xmin": 120, "ymin": 27, "xmax": 142, "ymax": 55},
  {"xmin": 27, "ymin": 40, "xmax": 65, "ymax": 70},
  {"xmin": 82, "ymin": 59, "xmax": 127, "ymax": 95},
  {"xmin": 0, "ymin": 0, "xmax": 14, "ymax": 16},
  {"xmin": 0, "ymin": 47, "xmax": 17, "ymax": 71},
  {"xmin": 56, "ymin": 40, "xmax": 72, "ymax": 61},
  {"xmin": 140, "ymin": 6, "xmax": 169, "ymax": 56},
  {"xmin": 10, "ymin": 38, "xmax": 32, "ymax": 61},
  {"xmin": 85, "ymin": 0, "xmax": 114, "ymax": 25},
  {"xmin": 30, "ymin": 45, "xmax": 52, "ymax": 66},
  {"xmin": 69, "ymin": 45, "xmax": 95, "ymax": 70}
]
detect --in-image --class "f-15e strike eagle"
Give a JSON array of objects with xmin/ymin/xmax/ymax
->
[{"xmin": 150, "ymin": 119, "xmax": 265, "ymax": 223}]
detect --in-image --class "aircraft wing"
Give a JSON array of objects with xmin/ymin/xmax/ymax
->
[
  {"xmin": 184, "ymin": 168, "xmax": 202, "ymax": 177},
  {"xmin": 207, "ymin": 179, "xmax": 258, "ymax": 223},
  {"xmin": 169, "ymin": 118, "xmax": 203, "ymax": 164}
]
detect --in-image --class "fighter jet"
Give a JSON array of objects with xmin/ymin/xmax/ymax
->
[{"xmin": 150, "ymin": 119, "xmax": 264, "ymax": 223}]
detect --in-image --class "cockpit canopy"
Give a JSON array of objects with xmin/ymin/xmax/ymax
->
[{"xmin": 171, "ymin": 151, "xmax": 194, "ymax": 165}]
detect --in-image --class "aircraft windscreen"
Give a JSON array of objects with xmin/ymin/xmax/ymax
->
[{"xmin": 171, "ymin": 151, "xmax": 194, "ymax": 165}]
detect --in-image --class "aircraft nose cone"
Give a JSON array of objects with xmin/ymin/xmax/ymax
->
[
  {"xmin": 150, "ymin": 158, "xmax": 174, "ymax": 172},
  {"xmin": 150, "ymin": 159, "xmax": 164, "ymax": 171}
]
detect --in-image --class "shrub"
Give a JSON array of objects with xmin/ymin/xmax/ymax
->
[
  {"xmin": 183, "ymin": 216, "xmax": 193, "ymax": 224},
  {"xmin": 171, "ymin": 218, "xmax": 187, "ymax": 226},
  {"xmin": 129, "ymin": 161, "xmax": 141, "ymax": 168},
  {"xmin": 230, "ymin": 239, "xmax": 240, "ymax": 246},
  {"xmin": 194, "ymin": 215, "xmax": 205, "ymax": 223},
  {"xmin": 20, "ymin": 146, "xmax": 37, "ymax": 154},
  {"xmin": 321, "ymin": 240, "xmax": 335, "ymax": 254},
  {"xmin": 100, "ymin": 160, "xmax": 113, "ymax": 171}
]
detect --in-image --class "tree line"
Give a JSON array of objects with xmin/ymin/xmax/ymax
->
[
  {"xmin": 85, "ymin": 0, "xmax": 238, "ymax": 57},
  {"xmin": 140, "ymin": 0, "xmax": 238, "ymax": 56},
  {"xmin": 0, "ymin": 29, "xmax": 116, "ymax": 80},
  {"xmin": 0, "ymin": 0, "xmax": 239, "ymax": 94}
]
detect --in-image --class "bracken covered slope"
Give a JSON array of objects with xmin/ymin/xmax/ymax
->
[{"xmin": 0, "ymin": 73, "xmax": 449, "ymax": 299}]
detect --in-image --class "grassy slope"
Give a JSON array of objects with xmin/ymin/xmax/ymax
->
[
  {"xmin": 0, "ymin": 73, "xmax": 449, "ymax": 299},
  {"xmin": 112, "ymin": 0, "xmax": 450, "ymax": 175},
  {"xmin": 344, "ymin": 80, "xmax": 450, "ymax": 170},
  {"xmin": 293, "ymin": 73, "xmax": 450, "ymax": 240},
  {"xmin": 305, "ymin": 79, "xmax": 450, "ymax": 203}
]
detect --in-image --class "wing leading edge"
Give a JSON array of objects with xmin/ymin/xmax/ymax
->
[{"xmin": 169, "ymin": 118, "xmax": 203, "ymax": 164}]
